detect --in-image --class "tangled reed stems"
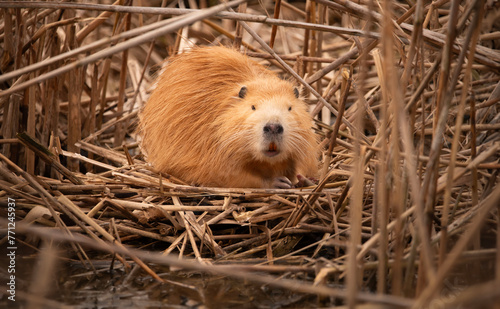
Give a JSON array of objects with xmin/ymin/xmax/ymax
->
[{"xmin": 1, "ymin": 0, "xmax": 499, "ymax": 308}]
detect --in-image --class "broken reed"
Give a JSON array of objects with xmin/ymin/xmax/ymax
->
[{"xmin": 1, "ymin": 0, "xmax": 500, "ymax": 308}]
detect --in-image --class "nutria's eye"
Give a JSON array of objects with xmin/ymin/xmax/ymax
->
[
  {"xmin": 251, "ymin": 105, "xmax": 256, "ymax": 111},
  {"xmin": 293, "ymin": 87, "xmax": 299, "ymax": 98},
  {"xmin": 288, "ymin": 106, "xmax": 292, "ymax": 111},
  {"xmin": 238, "ymin": 86, "xmax": 247, "ymax": 99}
]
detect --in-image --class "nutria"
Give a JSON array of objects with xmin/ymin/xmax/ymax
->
[{"xmin": 139, "ymin": 46, "xmax": 318, "ymax": 188}]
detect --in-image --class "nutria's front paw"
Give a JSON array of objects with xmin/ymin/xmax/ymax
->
[
  {"xmin": 296, "ymin": 174, "xmax": 317, "ymax": 187},
  {"xmin": 273, "ymin": 176, "xmax": 293, "ymax": 189}
]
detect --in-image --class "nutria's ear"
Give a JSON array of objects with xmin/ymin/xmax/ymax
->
[
  {"xmin": 238, "ymin": 86, "xmax": 247, "ymax": 99},
  {"xmin": 293, "ymin": 87, "xmax": 299, "ymax": 98}
]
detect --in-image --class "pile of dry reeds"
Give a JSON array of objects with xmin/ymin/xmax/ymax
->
[{"xmin": 1, "ymin": 0, "xmax": 500, "ymax": 308}]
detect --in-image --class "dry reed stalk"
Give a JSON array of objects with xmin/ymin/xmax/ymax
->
[
  {"xmin": 25, "ymin": 242, "xmax": 59, "ymax": 309},
  {"xmin": 321, "ymin": 69, "xmax": 350, "ymax": 180},
  {"xmin": 67, "ymin": 25, "xmax": 82, "ymax": 173},
  {"xmin": 26, "ymin": 69, "xmax": 35, "ymax": 175},
  {"xmin": 269, "ymin": 0, "xmax": 281, "ymax": 48},
  {"xmin": 440, "ymin": 0, "xmax": 485, "ymax": 268},
  {"xmin": 113, "ymin": 10, "xmax": 131, "ymax": 148},
  {"xmin": 372, "ymin": 47, "xmax": 389, "ymax": 295}
]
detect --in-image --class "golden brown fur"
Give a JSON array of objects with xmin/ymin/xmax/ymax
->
[{"xmin": 139, "ymin": 46, "xmax": 318, "ymax": 188}]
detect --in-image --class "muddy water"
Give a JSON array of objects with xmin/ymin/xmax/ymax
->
[
  {"xmin": 0, "ymin": 256, "xmax": 315, "ymax": 309},
  {"xmin": 0, "ymin": 241, "xmax": 497, "ymax": 308}
]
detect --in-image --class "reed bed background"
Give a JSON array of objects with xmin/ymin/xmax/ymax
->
[{"xmin": 1, "ymin": 0, "xmax": 500, "ymax": 308}]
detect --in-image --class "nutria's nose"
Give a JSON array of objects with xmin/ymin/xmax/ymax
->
[{"xmin": 263, "ymin": 123, "xmax": 284, "ymax": 135}]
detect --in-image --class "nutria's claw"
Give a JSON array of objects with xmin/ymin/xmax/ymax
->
[
  {"xmin": 296, "ymin": 174, "xmax": 316, "ymax": 187},
  {"xmin": 273, "ymin": 176, "xmax": 293, "ymax": 189}
]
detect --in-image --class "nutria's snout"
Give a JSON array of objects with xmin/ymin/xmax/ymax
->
[
  {"xmin": 263, "ymin": 122, "xmax": 284, "ymax": 157},
  {"xmin": 263, "ymin": 123, "xmax": 284, "ymax": 136}
]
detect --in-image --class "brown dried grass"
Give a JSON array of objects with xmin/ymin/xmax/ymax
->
[{"xmin": 1, "ymin": 0, "xmax": 500, "ymax": 308}]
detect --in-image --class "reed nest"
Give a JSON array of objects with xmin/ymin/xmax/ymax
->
[{"xmin": 1, "ymin": 0, "xmax": 500, "ymax": 308}]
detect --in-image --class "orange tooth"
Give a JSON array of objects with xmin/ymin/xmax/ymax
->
[{"xmin": 269, "ymin": 142, "xmax": 277, "ymax": 151}]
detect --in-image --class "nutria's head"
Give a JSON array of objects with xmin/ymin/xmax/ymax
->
[{"xmin": 216, "ymin": 77, "xmax": 314, "ymax": 165}]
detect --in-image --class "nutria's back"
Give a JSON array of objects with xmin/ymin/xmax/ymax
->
[{"xmin": 139, "ymin": 46, "xmax": 318, "ymax": 188}]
